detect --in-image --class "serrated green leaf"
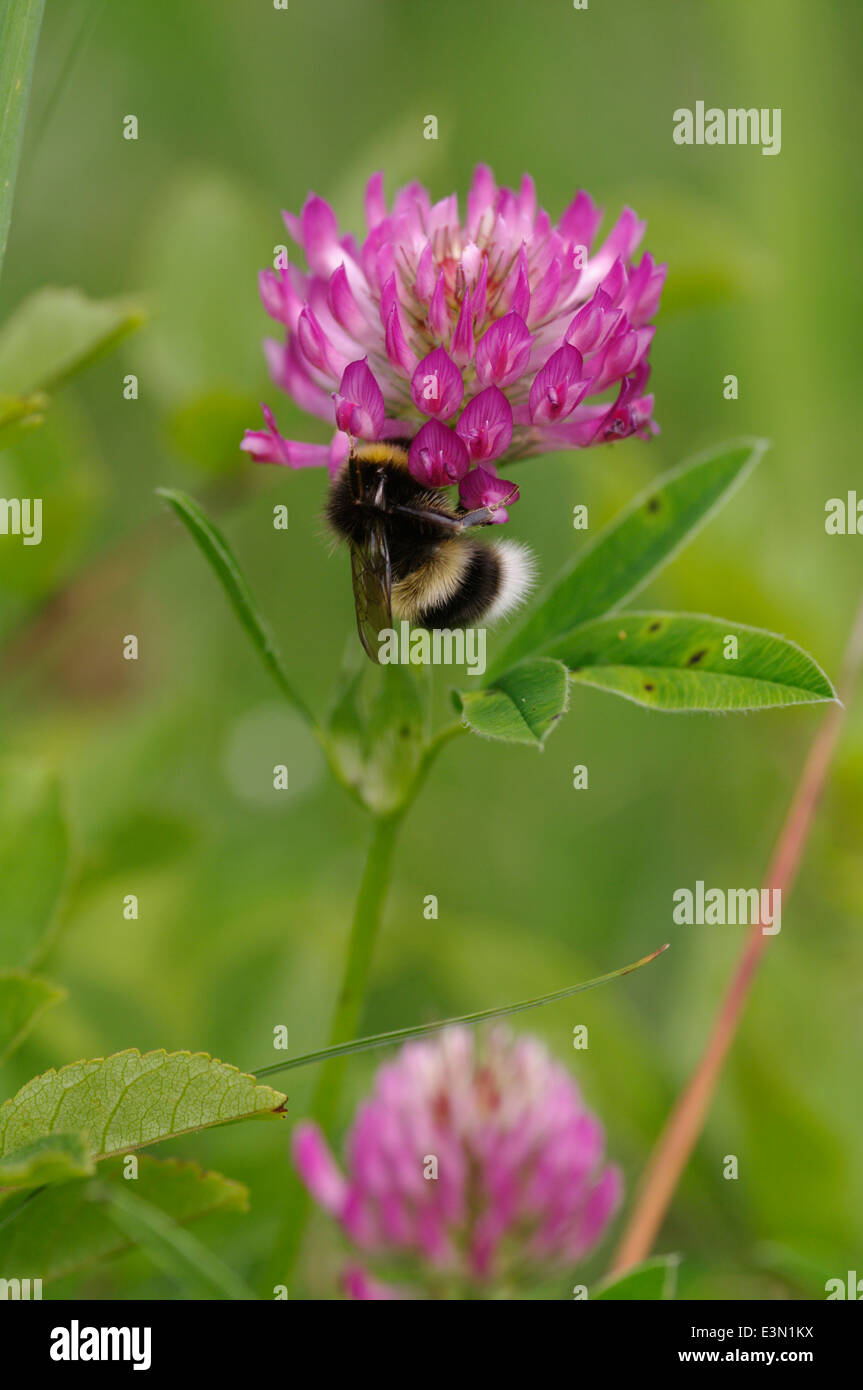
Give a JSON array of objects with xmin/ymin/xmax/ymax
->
[
  {"xmin": 489, "ymin": 440, "xmax": 768, "ymax": 677},
  {"xmin": 0, "ymin": 971, "xmax": 65, "ymax": 1063},
  {"xmin": 0, "ymin": 765, "xmax": 70, "ymax": 970},
  {"xmin": 552, "ymin": 613, "xmax": 836, "ymax": 712},
  {"xmin": 0, "ymin": 1050, "xmax": 286, "ymax": 1160},
  {"xmin": 0, "ymin": 1155, "xmax": 247, "ymax": 1283},
  {"xmin": 594, "ymin": 1254, "xmax": 680, "ymax": 1300},
  {"xmin": 0, "ymin": 287, "xmax": 145, "ymax": 395},
  {"xmin": 156, "ymin": 487, "xmax": 314, "ymax": 727},
  {"xmin": 0, "ymin": 1132, "xmax": 92, "ymax": 1188},
  {"xmin": 456, "ymin": 658, "xmax": 569, "ymax": 746}
]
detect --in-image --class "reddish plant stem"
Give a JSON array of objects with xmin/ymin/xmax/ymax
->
[{"xmin": 610, "ymin": 592, "xmax": 863, "ymax": 1276}]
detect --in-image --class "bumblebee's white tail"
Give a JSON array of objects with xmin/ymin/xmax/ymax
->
[{"xmin": 485, "ymin": 541, "xmax": 537, "ymax": 624}]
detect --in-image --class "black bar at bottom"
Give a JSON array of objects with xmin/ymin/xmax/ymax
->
[{"xmin": 2, "ymin": 1297, "xmax": 858, "ymax": 1375}]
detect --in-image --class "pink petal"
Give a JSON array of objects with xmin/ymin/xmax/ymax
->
[
  {"xmin": 381, "ymin": 275, "xmax": 418, "ymax": 374},
  {"xmin": 517, "ymin": 172, "xmax": 537, "ymax": 225},
  {"xmin": 328, "ymin": 431, "xmax": 352, "ymax": 474},
  {"xmin": 565, "ymin": 289, "xmax": 621, "ymax": 355},
  {"xmin": 455, "ymin": 385, "xmax": 513, "ymax": 462},
  {"xmin": 299, "ymin": 194, "xmax": 342, "ymax": 275},
  {"xmin": 625, "ymin": 256, "xmax": 667, "ymax": 325},
  {"xmin": 264, "ymin": 337, "xmax": 333, "ymax": 421},
  {"xmin": 409, "ymin": 418, "xmax": 469, "ymax": 486},
  {"xmin": 581, "ymin": 206, "xmax": 646, "ymax": 294},
  {"xmin": 535, "ymin": 404, "xmax": 620, "ymax": 449},
  {"xmin": 327, "ymin": 263, "xmax": 369, "ymax": 340},
  {"xmin": 415, "ymin": 1205, "xmax": 453, "ymax": 1265},
  {"xmin": 428, "ymin": 193, "xmax": 458, "ymax": 237},
  {"xmin": 281, "ymin": 208, "xmax": 303, "ymax": 246},
  {"xmin": 598, "ymin": 257, "xmax": 627, "ymax": 307},
  {"xmin": 590, "ymin": 324, "xmax": 654, "ymax": 394},
  {"xmin": 458, "ymin": 464, "xmax": 519, "ymax": 523},
  {"xmin": 379, "ymin": 1192, "xmax": 414, "ymax": 1244},
  {"xmin": 472, "ymin": 256, "xmax": 488, "ymax": 325},
  {"xmin": 428, "ymin": 270, "xmax": 450, "ymax": 340},
  {"xmin": 393, "ymin": 179, "xmax": 431, "ymax": 229},
  {"xmin": 414, "ymin": 243, "xmax": 436, "ymax": 303},
  {"xmin": 467, "ymin": 163, "xmax": 497, "ymax": 237},
  {"xmin": 297, "ymin": 303, "xmax": 338, "ymax": 375},
  {"xmin": 475, "ymin": 311, "xmax": 533, "ymax": 387},
  {"xmin": 620, "ymin": 253, "xmax": 652, "ymax": 316},
  {"xmin": 570, "ymin": 1164, "xmax": 624, "ymax": 1260},
  {"xmin": 292, "ymin": 1122, "xmax": 349, "ymax": 1212},
  {"xmin": 451, "ymin": 291, "xmax": 475, "ymax": 367},
  {"xmin": 529, "ymin": 256, "xmax": 562, "ymax": 325},
  {"xmin": 333, "ymin": 358, "xmax": 386, "ymax": 438},
  {"xmin": 342, "ymin": 1265, "xmax": 405, "ymax": 1301},
  {"xmin": 558, "ymin": 190, "xmax": 603, "ymax": 253},
  {"xmin": 258, "ymin": 267, "xmax": 302, "ymax": 328},
  {"xmin": 372, "ymin": 239, "xmax": 394, "ymax": 298},
  {"xmin": 410, "ymin": 346, "xmax": 464, "ymax": 419},
  {"xmin": 499, "ymin": 246, "xmax": 531, "ymax": 320},
  {"xmin": 240, "ymin": 429, "xmax": 285, "ymax": 465},
  {"xmin": 364, "ymin": 171, "xmax": 387, "ymax": 230},
  {"xmin": 529, "ymin": 343, "xmax": 588, "ymax": 425},
  {"xmin": 384, "ymin": 312, "xmax": 413, "ymax": 375},
  {"xmin": 460, "ymin": 241, "xmax": 482, "ymax": 288}
]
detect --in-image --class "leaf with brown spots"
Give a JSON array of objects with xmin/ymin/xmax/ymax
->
[
  {"xmin": 549, "ymin": 613, "xmax": 836, "ymax": 712},
  {"xmin": 487, "ymin": 439, "xmax": 768, "ymax": 678}
]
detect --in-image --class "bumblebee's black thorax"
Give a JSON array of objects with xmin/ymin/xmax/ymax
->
[{"xmin": 326, "ymin": 452, "xmax": 455, "ymax": 584}]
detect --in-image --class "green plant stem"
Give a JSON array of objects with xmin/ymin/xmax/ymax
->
[
  {"xmin": 260, "ymin": 721, "xmax": 467, "ymax": 1294},
  {"xmin": 260, "ymin": 807, "xmax": 404, "ymax": 1294},
  {"xmin": 310, "ymin": 811, "xmax": 404, "ymax": 1131},
  {"xmin": 0, "ymin": 0, "xmax": 45, "ymax": 284}
]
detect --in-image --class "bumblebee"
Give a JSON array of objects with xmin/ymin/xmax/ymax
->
[{"xmin": 326, "ymin": 440, "xmax": 535, "ymax": 663}]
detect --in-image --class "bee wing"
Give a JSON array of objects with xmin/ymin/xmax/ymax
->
[{"xmin": 349, "ymin": 515, "xmax": 393, "ymax": 663}]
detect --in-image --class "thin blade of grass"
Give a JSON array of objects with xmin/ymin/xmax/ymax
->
[
  {"xmin": 96, "ymin": 1182, "xmax": 255, "ymax": 1300},
  {"xmin": 252, "ymin": 944, "xmax": 669, "ymax": 1080}
]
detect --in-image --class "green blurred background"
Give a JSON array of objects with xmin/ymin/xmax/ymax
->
[{"xmin": 0, "ymin": 0, "xmax": 861, "ymax": 1299}]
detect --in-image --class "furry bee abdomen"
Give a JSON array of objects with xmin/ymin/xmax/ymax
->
[{"xmin": 394, "ymin": 541, "xmax": 500, "ymax": 626}]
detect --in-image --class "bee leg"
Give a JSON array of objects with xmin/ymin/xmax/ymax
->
[
  {"xmin": 455, "ymin": 485, "xmax": 520, "ymax": 529},
  {"xmin": 454, "ymin": 505, "xmax": 502, "ymax": 528},
  {"xmin": 387, "ymin": 504, "xmax": 465, "ymax": 531},
  {"xmin": 389, "ymin": 482, "xmax": 518, "ymax": 532},
  {"xmin": 403, "ymin": 505, "xmax": 500, "ymax": 531}
]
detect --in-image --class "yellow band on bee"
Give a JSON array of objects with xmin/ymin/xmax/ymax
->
[{"xmin": 351, "ymin": 441, "xmax": 410, "ymax": 468}]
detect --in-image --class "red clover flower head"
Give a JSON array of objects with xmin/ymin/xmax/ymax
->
[
  {"xmin": 242, "ymin": 166, "xmax": 663, "ymax": 521},
  {"xmin": 293, "ymin": 1027, "xmax": 622, "ymax": 1298}
]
